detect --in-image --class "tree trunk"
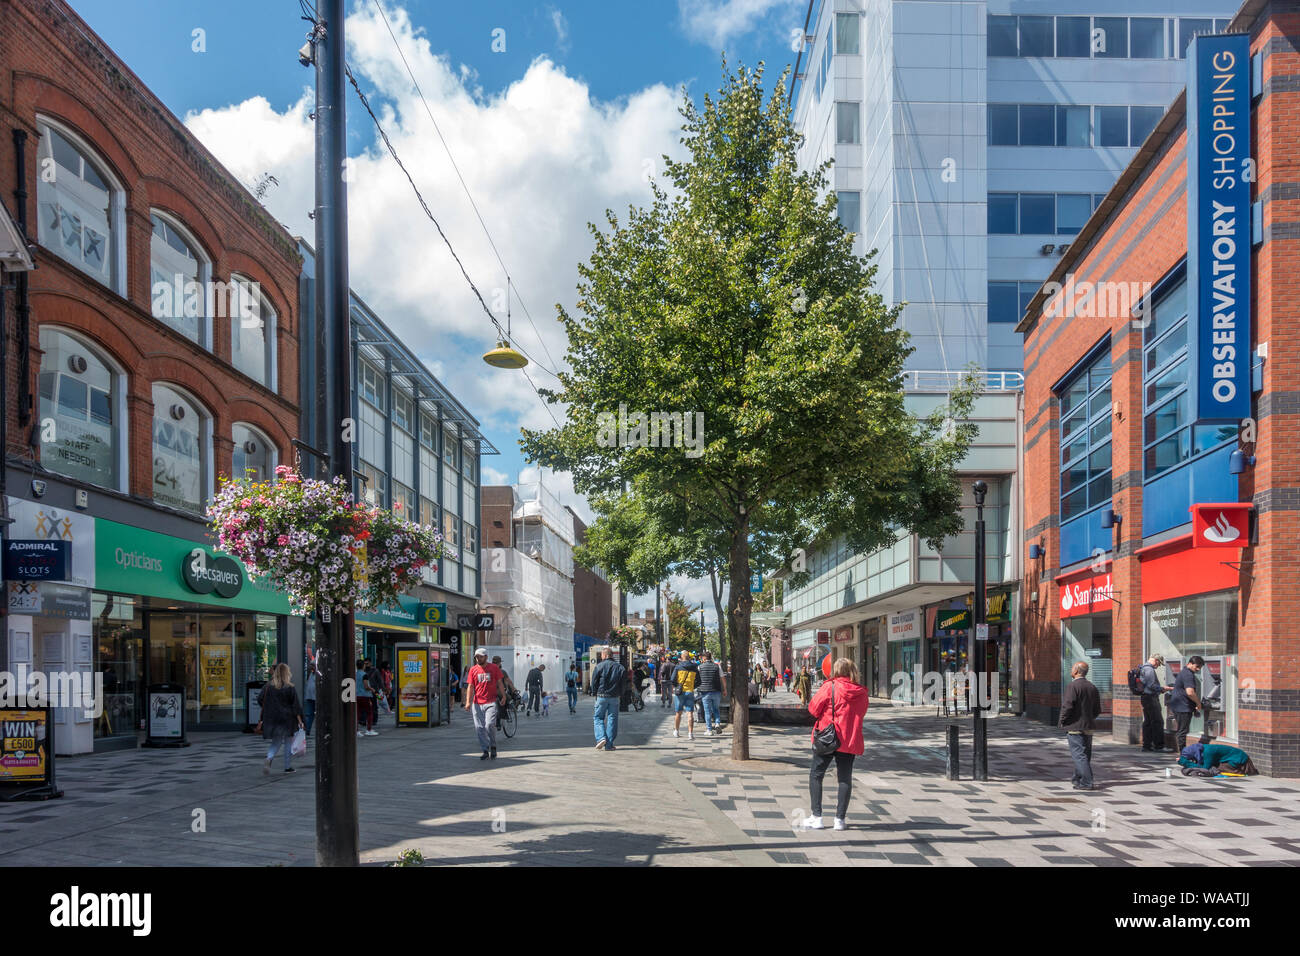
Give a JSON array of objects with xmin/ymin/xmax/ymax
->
[
  {"xmin": 709, "ymin": 566, "xmax": 727, "ymax": 663},
  {"xmin": 728, "ymin": 515, "xmax": 752, "ymax": 760}
]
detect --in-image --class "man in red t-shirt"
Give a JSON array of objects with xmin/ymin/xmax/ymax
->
[{"xmin": 464, "ymin": 647, "xmax": 505, "ymax": 760}]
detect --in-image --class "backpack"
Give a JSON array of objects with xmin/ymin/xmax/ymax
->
[{"xmin": 1126, "ymin": 666, "xmax": 1146, "ymax": 697}]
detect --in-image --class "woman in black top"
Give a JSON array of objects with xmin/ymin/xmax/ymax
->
[{"xmin": 258, "ymin": 663, "xmax": 305, "ymax": 774}]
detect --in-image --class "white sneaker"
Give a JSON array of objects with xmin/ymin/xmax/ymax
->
[
  {"xmin": 833, "ymin": 818, "xmax": 846, "ymax": 831},
  {"xmin": 800, "ymin": 815, "xmax": 825, "ymax": 830},
  {"xmin": 673, "ymin": 729, "xmax": 679, "ymax": 738},
  {"xmin": 356, "ymin": 731, "xmax": 365, "ymax": 737},
  {"xmin": 365, "ymin": 730, "xmax": 379, "ymax": 736},
  {"xmin": 688, "ymin": 731, "xmax": 695, "ymax": 740}
]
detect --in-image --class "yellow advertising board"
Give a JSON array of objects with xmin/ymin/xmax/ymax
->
[
  {"xmin": 1, "ymin": 708, "xmax": 48, "ymax": 782},
  {"xmin": 200, "ymin": 644, "xmax": 232, "ymax": 706},
  {"xmin": 395, "ymin": 646, "xmax": 429, "ymax": 725}
]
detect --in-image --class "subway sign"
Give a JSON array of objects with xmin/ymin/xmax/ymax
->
[{"xmin": 1186, "ymin": 32, "xmax": 1252, "ymax": 421}]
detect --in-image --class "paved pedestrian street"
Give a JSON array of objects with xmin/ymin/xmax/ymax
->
[{"xmin": 3, "ymin": 695, "xmax": 1298, "ymax": 867}]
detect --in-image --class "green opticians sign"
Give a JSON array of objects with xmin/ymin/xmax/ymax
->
[{"xmin": 94, "ymin": 518, "xmax": 291, "ymax": 614}]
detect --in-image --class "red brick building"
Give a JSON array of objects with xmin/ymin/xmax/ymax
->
[
  {"xmin": 0, "ymin": 0, "xmax": 303, "ymax": 751},
  {"xmin": 1019, "ymin": 0, "xmax": 1298, "ymax": 775}
]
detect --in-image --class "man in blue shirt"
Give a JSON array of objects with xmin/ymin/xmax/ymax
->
[{"xmin": 1168, "ymin": 656, "xmax": 1203, "ymax": 754}]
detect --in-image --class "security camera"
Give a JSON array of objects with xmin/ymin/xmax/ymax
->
[
  {"xmin": 298, "ymin": 41, "xmax": 314, "ymax": 67},
  {"xmin": 31, "ymin": 479, "xmax": 47, "ymax": 498}
]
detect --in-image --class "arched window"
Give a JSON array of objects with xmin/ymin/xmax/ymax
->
[
  {"xmin": 230, "ymin": 275, "xmax": 277, "ymax": 389},
  {"xmin": 232, "ymin": 423, "xmax": 276, "ymax": 482},
  {"xmin": 152, "ymin": 384, "xmax": 210, "ymax": 513},
  {"xmin": 37, "ymin": 328, "xmax": 124, "ymax": 491},
  {"xmin": 150, "ymin": 211, "xmax": 211, "ymax": 346},
  {"xmin": 35, "ymin": 118, "xmax": 124, "ymax": 292}
]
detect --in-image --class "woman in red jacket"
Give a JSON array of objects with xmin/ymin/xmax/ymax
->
[{"xmin": 801, "ymin": 658, "xmax": 870, "ymax": 831}]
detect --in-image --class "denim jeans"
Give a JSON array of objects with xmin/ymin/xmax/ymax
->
[
  {"xmin": 1067, "ymin": 732, "xmax": 1094, "ymax": 788},
  {"xmin": 266, "ymin": 734, "xmax": 293, "ymax": 769},
  {"xmin": 304, "ymin": 699, "xmax": 316, "ymax": 735},
  {"xmin": 594, "ymin": 696, "xmax": 619, "ymax": 745},
  {"xmin": 566, "ymin": 687, "xmax": 578, "ymax": 711},
  {"xmin": 702, "ymin": 691, "xmax": 721, "ymax": 730}
]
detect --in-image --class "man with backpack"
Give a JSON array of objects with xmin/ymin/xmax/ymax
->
[
  {"xmin": 564, "ymin": 663, "xmax": 580, "ymax": 714},
  {"xmin": 671, "ymin": 651, "xmax": 699, "ymax": 740},
  {"xmin": 525, "ymin": 662, "xmax": 545, "ymax": 717},
  {"xmin": 1129, "ymin": 654, "xmax": 1173, "ymax": 752}
]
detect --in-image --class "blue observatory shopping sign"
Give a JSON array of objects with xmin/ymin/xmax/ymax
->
[{"xmin": 1187, "ymin": 33, "xmax": 1252, "ymax": 421}]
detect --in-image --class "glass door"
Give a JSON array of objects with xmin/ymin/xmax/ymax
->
[
  {"xmin": 149, "ymin": 613, "xmax": 199, "ymax": 722},
  {"xmin": 93, "ymin": 593, "xmax": 142, "ymax": 738}
]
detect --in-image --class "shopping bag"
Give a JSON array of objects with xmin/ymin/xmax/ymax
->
[{"xmin": 291, "ymin": 728, "xmax": 307, "ymax": 756}]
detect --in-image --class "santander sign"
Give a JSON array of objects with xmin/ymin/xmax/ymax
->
[
  {"xmin": 1059, "ymin": 571, "xmax": 1113, "ymax": 618},
  {"xmin": 1190, "ymin": 503, "xmax": 1251, "ymax": 550}
]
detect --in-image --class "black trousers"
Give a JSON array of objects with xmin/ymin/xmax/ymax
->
[
  {"xmin": 527, "ymin": 688, "xmax": 541, "ymax": 713},
  {"xmin": 809, "ymin": 750, "xmax": 855, "ymax": 819},
  {"xmin": 1173, "ymin": 710, "xmax": 1194, "ymax": 753},
  {"xmin": 1140, "ymin": 694, "xmax": 1165, "ymax": 750}
]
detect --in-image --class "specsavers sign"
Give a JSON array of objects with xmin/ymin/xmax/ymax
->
[{"xmin": 94, "ymin": 518, "xmax": 290, "ymax": 614}]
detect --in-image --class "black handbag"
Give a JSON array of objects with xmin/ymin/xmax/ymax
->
[{"xmin": 812, "ymin": 681, "xmax": 841, "ymax": 755}]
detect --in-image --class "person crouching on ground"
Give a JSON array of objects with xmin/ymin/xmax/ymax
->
[
  {"xmin": 800, "ymin": 658, "xmax": 870, "ymax": 831},
  {"xmin": 258, "ymin": 663, "xmax": 304, "ymax": 774}
]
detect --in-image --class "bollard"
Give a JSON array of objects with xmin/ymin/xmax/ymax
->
[{"xmin": 946, "ymin": 723, "xmax": 960, "ymax": 780}]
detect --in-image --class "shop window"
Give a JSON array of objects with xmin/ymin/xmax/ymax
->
[
  {"xmin": 38, "ymin": 327, "xmax": 124, "ymax": 491},
  {"xmin": 151, "ymin": 383, "xmax": 209, "ymax": 513},
  {"xmin": 232, "ymin": 422, "xmax": 276, "ymax": 482},
  {"xmin": 1057, "ymin": 346, "xmax": 1112, "ymax": 523},
  {"xmin": 149, "ymin": 212, "xmax": 209, "ymax": 345},
  {"xmin": 36, "ymin": 119, "xmax": 122, "ymax": 292},
  {"xmin": 230, "ymin": 275, "xmax": 276, "ymax": 389}
]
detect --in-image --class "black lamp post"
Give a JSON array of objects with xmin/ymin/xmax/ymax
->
[{"xmin": 972, "ymin": 479, "xmax": 989, "ymax": 781}]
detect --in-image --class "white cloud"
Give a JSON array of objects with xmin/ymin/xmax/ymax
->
[
  {"xmin": 549, "ymin": 6, "xmax": 570, "ymax": 53},
  {"xmin": 677, "ymin": 0, "xmax": 801, "ymax": 50},
  {"xmin": 481, "ymin": 465, "xmax": 510, "ymax": 486},
  {"xmin": 183, "ymin": 1, "xmax": 685, "ymax": 451}
]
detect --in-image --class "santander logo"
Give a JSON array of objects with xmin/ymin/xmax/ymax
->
[
  {"xmin": 1203, "ymin": 511, "xmax": 1241, "ymax": 544},
  {"xmin": 1060, "ymin": 587, "xmax": 1074, "ymax": 613}
]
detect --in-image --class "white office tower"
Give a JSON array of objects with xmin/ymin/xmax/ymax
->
[{"xmin": 791, "ymin": 0, "xmax": 1237, "ymax": 372}]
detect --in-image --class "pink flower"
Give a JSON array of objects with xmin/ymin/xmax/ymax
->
[
  {"xmin": 278, "ymin": 535, "xmax": 289, "ymax": 546},
  {"xmin": 240, "ymin": 498, "xmax": 252, "ymax": 508}
]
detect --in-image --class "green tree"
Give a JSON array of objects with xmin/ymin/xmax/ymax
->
[{"xmin": 522, "ymin": 62, "xmax": 975, "ymax": 758}]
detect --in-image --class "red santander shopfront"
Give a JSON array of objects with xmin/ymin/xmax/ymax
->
[{"xmin": 1056, "ymin": 566, "xmax": 1115, "ymax": 729}]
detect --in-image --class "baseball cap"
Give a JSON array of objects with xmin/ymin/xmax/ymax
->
[{"xmin": 474, "ymin": 647, "xmax": 488, "ymax": 657}]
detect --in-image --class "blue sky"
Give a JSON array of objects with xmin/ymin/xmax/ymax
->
[{"xmin": 64, "ymin": 0, "xmax": 809, "ymax": 618}]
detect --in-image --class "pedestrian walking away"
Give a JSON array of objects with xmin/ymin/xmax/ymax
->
[
  {"xmin": 659, "ymin": 657, "xmax": 675, "ymax": 708},
  {"xmin": 591, "ymin": 648, "xmax": 626, "ymax": 750},
  {"xmin": 257, "ymin": 662, "xmax": 305, "ymax": 774},
  {"xmin": 303, "ymin": 660, "xmax": 318, "ymax": 737},
  {"xmin": 671, "ymin": 651, "xmax": 699, "ymax": 739},
  {"xmin": 794, "ymin": 666, "xmax": 811, "ymax": 705},
  {"xmin": 1137, "ymin": 653, "xmax": 1172, "ymax": 752},
  {"xmin": 565, "ymin": 663, "xmax": 580, "ymax": 713},
  {"xmin": 464, "ymin": 647, "xmax": 505, "ymax": 760},
  {"xmin": 526, "ymin": 662, "xmax": 545, "ymax": 717},
  {"xmin": 801, "ymin": 658, "xmax": 870, "ymax": 831},
  {"xmin": 1060, "ymin": 660, "xmax": 1103, "ymax": 790},
  {"xmin": 355, "ymin": 658, "xmax": 376, "ymax": 736},
  {"xmin": 367, "ymin": 659, "xmax": 390, "ymax": 718},
  {"xmin": 1169, "ymin": 656, "xmax": 1204, "ymax": 755},
  {"xmin": 696, "ymin": 650, "xmax": 726, "ymax": 735}
]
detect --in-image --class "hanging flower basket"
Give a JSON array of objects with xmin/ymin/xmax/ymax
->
[
  {"xmin": 607, "ymin": 625, "xmax": 639, "ymax": 644},
  {"xmin": 207, "ymin": 464, "xmax": 454, "ymax": 616}
]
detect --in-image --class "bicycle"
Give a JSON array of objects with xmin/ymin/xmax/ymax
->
[{"xmin": 496, "ymin": 691, "xmax": 520, "ymax": 738}]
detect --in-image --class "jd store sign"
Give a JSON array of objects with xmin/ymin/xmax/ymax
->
[{"xmin": 181, "ymin": 548, "xmax": 243, "ymax": 599}]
